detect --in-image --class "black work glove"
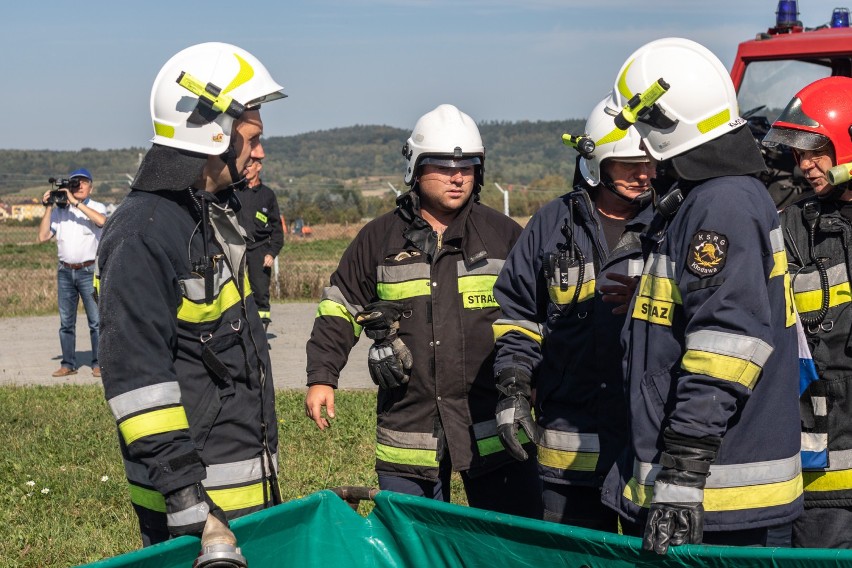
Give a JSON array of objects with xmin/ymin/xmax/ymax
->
[
  {"xmin": 643, "ymin": 428, "xmax": 721, "ymax": 555},
  {"xmin": 165, "ymin": 482, "xmax": 227, "ymax": 538},
  {"xmin": 356, "ymin": 301, "xmax": 413, "ymax": 390},
  {"xmin": 495, "ymin": 368, "xmax": 537, "ymax": 461}
]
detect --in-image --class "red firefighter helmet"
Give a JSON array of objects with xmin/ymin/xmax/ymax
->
[{"xmin": 763, "ymin": 76, "xmax": 852, "ymax": 165}]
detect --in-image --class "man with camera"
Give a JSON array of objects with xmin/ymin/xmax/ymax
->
[{"xmin": 38, "ymin": 168, "xmax": 107, "ymax": 377}]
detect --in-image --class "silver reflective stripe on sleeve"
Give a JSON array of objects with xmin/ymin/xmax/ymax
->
[
  {"xmin": 652, "ymin": 482, "xmax": 703, "ymax": 504},
  {"xmin": 108, "ymin": 382, "xmax": 182, "ymax": 421},
  {"xmin": 166, "ymin": 500, "xmax": 209, "ymax": 528},
  {"xmin": 684, "ymin": 329, "xmax": 774, "ymax": 368}
]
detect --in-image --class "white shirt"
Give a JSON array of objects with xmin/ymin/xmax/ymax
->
[{"xmin": 50, "ymin": 198, "xmax": 107, "ymax": 264}]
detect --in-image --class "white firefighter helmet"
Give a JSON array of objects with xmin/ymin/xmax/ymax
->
[
  {"xmin": 150, "ymin": 42, "xmax": 287, "ymax": 156},
  {"xmin": 403, "ymin": 104, "xmax": 485, "ymax": 186},
  {"xmin": 611, "ymin": 37, "xmax": 743, "ymax": 161},
  {"xmin": 580, "ymin": 95, "xmax": 649, "ymax": 186}
]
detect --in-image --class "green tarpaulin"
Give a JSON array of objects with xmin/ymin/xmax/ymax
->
[{"xmin": 83, "ymin": 490, "xmax": 852, "ymax": 567}]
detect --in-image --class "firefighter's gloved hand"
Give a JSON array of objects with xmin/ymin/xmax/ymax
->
[
  {"xmin": 495, "ymin": 368, "xmax": 536, "ymax": 461},
  {"xmin": 357, "ymin": 301, "xmax": 413, "ymax": 390},
  {"xmin": 643, "ymin": 428, "xmax": 721, "ymax": 555},
  {"xmin": 165, "ymin": 482, "xmax": 227, "ymax": 538}
]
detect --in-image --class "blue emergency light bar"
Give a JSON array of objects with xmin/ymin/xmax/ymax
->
[
  {"xmin": 776, "ymin": 0, "xmax": 799, "ymax": 27},
  {"xmin": 832, "ymin": 7, "xmax": 850, "ymax": 27}
]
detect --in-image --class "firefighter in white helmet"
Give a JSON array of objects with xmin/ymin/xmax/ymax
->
[
  {"xmin": 97, "ymin": 43, "xmax": 287, "ymax": 551},
  {"xmin": 601, "ymin": 37, "xmax": 802, "ymax": 553},
  {"xmin": 492, "ymin": 94, "xmax": 656, "ymax": 530},
  {"xmin": 305, "ymin": 104, "xmax": 543, "ymax": 518}
]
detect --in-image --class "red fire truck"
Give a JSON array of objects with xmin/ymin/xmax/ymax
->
[{"xmin": 731, "ymin": 1, "xmax": 852, "ymax": 207}]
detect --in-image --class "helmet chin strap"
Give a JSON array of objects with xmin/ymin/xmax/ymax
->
[
  {"xmin": 602, "ymin": 178, "xmax": 654, "ymax": 208},
  {"xmin": 220, "ymin": 145, "xmax": 248, "ymax": 191}
]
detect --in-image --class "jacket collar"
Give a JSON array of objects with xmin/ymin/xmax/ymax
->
[{"xmin": 396, "ymin": 189, "xmax": 488, "ymax": 265}]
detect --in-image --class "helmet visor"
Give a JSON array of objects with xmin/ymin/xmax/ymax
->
[
  {"xmin": 419, "ymin": 156, "xmax": 482, "ymax": 168},
  {"xmin": 762, "ymin": 127, "xmax": 831, "ymax": 152}
]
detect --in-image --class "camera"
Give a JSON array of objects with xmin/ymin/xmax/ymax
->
[{"xmin": 45, "ymin": 177, "xmax": 81, "ymax": 208}]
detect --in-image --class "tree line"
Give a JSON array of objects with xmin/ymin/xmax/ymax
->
[{"xmin": 0, "ymin": 119, "xmax": 587, "ymax": 220}]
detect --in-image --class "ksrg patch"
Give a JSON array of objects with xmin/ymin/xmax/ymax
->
[{"xmin": 687, "ymin": 230, "xmax": 728, "ymax": 277}]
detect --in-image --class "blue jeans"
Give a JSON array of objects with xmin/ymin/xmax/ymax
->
[{"xmin": 57, "ymin": 263, "xmax": 99, "ymax": 369}]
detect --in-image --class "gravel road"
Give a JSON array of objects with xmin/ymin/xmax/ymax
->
[{"xmin": 1, "ymin": 303, "xmax": 374, "ymax": 390}]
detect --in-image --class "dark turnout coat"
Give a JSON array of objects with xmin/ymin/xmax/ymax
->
[{"xmin": 306, "ymin": 190, "xmax": 523, "ymax": 480}]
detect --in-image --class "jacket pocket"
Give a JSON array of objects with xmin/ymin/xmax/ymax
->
[
  {"xmin": 186, "ymin": 377, "xmax": 222, "ymax": 451},
  {"xmin": 639, "ymin": 364, "xmax": 676, "ymax": 429},
  {"xmin": 200, "ymin": 318, "xmax": 256, "ymax": 391}
]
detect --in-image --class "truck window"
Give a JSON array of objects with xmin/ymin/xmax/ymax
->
[{"xmin": 737, "ymin": 60, "xmax": 830, "ymax": 120}]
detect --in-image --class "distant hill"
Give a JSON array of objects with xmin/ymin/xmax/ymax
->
[{"xmin": 0, "ymin": 119, "xmax": 585, "ymax": 201}]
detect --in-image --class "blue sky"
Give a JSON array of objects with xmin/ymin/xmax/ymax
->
[{"xmin": 4, "ymin": 0, "xmax": 847, "ymax": 150}]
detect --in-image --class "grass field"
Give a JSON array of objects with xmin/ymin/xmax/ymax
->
[
  {"xmin": 0, "ymin": 224, "xmax": 355, "ymax": 316},
  {"xmin": 0, "ymin": 386, "xmax": 469, "ymax": 567}
]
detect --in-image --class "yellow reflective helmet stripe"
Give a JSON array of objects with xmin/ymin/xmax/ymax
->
[
  {"xmin": 154, "ymin": 123, "xmax": 175, "ymax": 139},
  {"xmin": 119, "ymin": 406, "xmax": 189, "ymax": 446},
  {"xmin": 697, "ymin": 108, "xmax": 731, "ymax": 134},
  {"xmin": 222, "ymin": 53, "xmax": 255, "ymax": 95}
]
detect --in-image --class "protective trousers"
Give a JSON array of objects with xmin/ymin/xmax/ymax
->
[
  {"xmin": 378, "ymin": 455, "xmax": 543, "ymax": 519},
  {"xmin": 246, "ymin": 247, "xmax": 272, "ymax": 321}
]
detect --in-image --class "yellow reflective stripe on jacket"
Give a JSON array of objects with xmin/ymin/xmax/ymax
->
[
  {"xmin": 476, "ymin": 431, "xmax": 531, "ymax": 456},
  {"xmin": 119, "ymin": 406, "xmax": 190, "ymax": 445},
  {"xmin": 376, "ymin": 443, "xmax": 438, "ymax": 467},
  {"xmin": 377, "ymin": 280, "xmax": 431, "ymax": 300},
  {"xmin": 547, "ymin": 261, "xmax": 595, "ymax": 305},
  {"xmin": 538, "ymin": 430, "xmax": 600, "ymax": 472},
  {"xmin": 624, "ymin": 456, "xmax": 802, "ymax": 511},
  {"xmin": 624, "ymin": 475, "xmax": 803, "ymax": 512},
  {"xmin": 127, "ymin": 480, "xmax": 268, "ymax": 513},
  {"xmin": 681, "ymin": 351, "xmax": 762, "ymax": 389},
  {"xmin": 255, "ymin": 211, "xmax": 268, "ymax": 223},
  {"xmin": 315, "ymin": 299, "xmax": 363, "ymax": 337},
  {"xmin": 458, "ymin": 274, "xmax": 499, "ymax": 309},
  {"xmin": 794, "ymin": 283, "xmax": 852, "ymax": 313},
  {"xmin": 177, "ymin": 278, "xmax": 243, "ymax": 323},
  {"xmin": 492, "ymin": 319, "xmax": 543, "ymax": 344},
  {"xmin": 549, "ymin": 279, "xmax": 596, "ymax": 305},
  {"xmin": 769, "ymin": 228, "xmax": 788, "ymax": 279},
  {"xmin": 538, "ymin": 447, "xmax": 598, "ymax": 472},
  {"xmin": 473, "ymin": 419, "xmax": 531, "ymax": 456},
  {"xmin": 129, "ymin": 483, "xmax": 166, "ymax": 512},
  {"xmin": 376, "ymin": 262, "xmax": 431, "ymax": 300},
  {"xmin": 681, "ymin": 330, "xmax": 773, "ymax": 389},
  {"xmin": 803, "ymin": 469, "xmax": 852, "ymax": 493},
  {"xmin": 457, "ymin": 274, "xmax": 498, "ymax": 293},
  {"xmin": 207, "ymin": 482, "xmax": 267, "ymax": 511},
  {"xmin": 631, "ymin": 254, "xmax": 681, "ymax": 326}
]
